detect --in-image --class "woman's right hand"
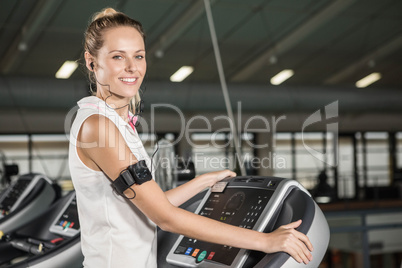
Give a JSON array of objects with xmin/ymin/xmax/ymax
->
[{"xmin": 262, "ymin": 220, "xmax": 314, "ymax": 264}]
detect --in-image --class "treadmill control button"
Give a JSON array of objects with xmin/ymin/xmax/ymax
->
[
  {"xmin": 192, "ymin": 248, "xmax": 200, "ymax": 257},
  {"xmin": 207, "ymin": 252, "xmax": 215, "ymax": 260},
  {"xmin": 197, "ymin": 251, "xmax": 207, "ymax": 262},
  {"xmin": 185, "ymin": 247, "xmax": 193, "ymax": 255}
]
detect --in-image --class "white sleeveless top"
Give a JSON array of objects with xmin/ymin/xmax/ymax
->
[{"xmin": 68, "ymin": 96, "xmax": 157, "ymax": 268}]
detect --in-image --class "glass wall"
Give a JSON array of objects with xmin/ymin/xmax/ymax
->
[
  {"xmin": 272, "ymin": 131, "xmax": 395, "ymax": 199},
  {"xmin": 0, "ymin": 131, "xmax": 399, "ymax": 199},
  {"xmin": 0, "ymin": 134, "xmax": 70, "ymax": 179},
  {"xmin": 338, "ymin": 135, "xmax": 355, "ymax": 199},
  {"xmin": 363, "ymin": 132, "xmax": 390, "ymax": 187},
  {"xmin": 397, "ymin": 133, "xmax": 402, "ymax": 169},
  {"xmin": 273, "ymin": 132, "xmax": 336, "ymax": 191},
  {"xmin": 0, "ymin": 134, "xmax": 71, "ymax": 191},
  {"xmin": 272, "ymin": 133, "xmax": 293, "ymax": 179},
  {"xmin": 190, "ymin": 132, "xmax": 255, "ymax": 176}
]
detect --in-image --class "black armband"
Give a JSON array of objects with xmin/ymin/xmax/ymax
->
[{"xmin": 112, "ymin": 160, "xmax": 152, "ymax": 198}]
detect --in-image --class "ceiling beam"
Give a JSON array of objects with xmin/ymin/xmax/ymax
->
[
  {"xmin": 147, "ymin": 0, "xmax": 217, "ymax": 60},
  {"xmin": 324, "ymin": 34, "xmax": 402, "ymax": 85},
  {"xmin": 0, "ymin": 0, "xmax": 63, "ymax": 74},
  {"xmin": 2, "ymin": 77, "xmax": 402, "ymax": 113},
  {"xmin": 230, "ymin": 0, "xmax": 357, "ymax": 82}
]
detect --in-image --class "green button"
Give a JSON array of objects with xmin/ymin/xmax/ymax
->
[{"xmin": 197, "ymin": 251, "xmax": 207, "ymax": 262}]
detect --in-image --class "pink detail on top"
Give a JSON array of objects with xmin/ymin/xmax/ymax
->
[{"xmin": 128, "ymin": 115, "xmax": 137, "ymax": 131}]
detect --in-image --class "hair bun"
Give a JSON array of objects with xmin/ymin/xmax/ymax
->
[{"xmin": 92, "ymin": 7, "xmax": 118, "ymax": 21}]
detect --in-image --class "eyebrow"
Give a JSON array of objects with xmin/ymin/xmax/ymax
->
[{"xmin": 108, "ymin": 49, "xmax": 146, "ymax": 54}]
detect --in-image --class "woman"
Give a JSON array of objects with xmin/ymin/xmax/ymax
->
[{"xmin": 69, "ymin": 8, "xmax": 313, "ymax": 267}]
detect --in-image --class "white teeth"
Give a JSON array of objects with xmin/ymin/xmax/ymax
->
[{"xmin": 120, "ymin": 78, "xmax": 137, "ymax": 82}]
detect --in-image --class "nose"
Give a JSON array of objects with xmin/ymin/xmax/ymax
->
[{"xmin": 125, "ymin": 58, "xmax": 137, "ymax": 73}]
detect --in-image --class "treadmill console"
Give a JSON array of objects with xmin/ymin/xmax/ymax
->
[
  {"xmin": 167, "ymin": 177, "xmax": 300, "ymax": 267},
  {"xmin": 0, "ymin": 174, "xmax": 44, "ymax": 218},
  {"xmin": 49, "ymin": 192, "xmax": 80, "ymax": 237},
  {"xmin": 166, "ymin": 176, "xmax": 329, "ymax": 268}
]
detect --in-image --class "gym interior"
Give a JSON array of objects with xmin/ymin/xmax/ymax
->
[{"xmin": 1, "ymin": 0, "xmax": 402, "ymax": 267}]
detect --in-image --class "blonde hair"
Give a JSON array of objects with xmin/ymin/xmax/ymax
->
[{"xmin": 84, "ymin": 7, "xmax": 145, "ymax": 113}]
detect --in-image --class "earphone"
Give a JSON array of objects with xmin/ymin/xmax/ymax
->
[{"xmin": 136, "ymin": 100, "xmax": 144, "ymax": 115}]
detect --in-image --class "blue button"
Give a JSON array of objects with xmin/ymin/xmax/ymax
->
[{"xmin": 185, "ymin": 247, "xmax": 193, "ymax": 255}]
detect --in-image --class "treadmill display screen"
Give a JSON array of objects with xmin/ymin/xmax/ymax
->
[{"xmin": 173, "ymin": 187, "xmax": 273, "ymax": 266}]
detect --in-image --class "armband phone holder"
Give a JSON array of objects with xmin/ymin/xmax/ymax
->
[{"xmin": 112, "ymin": 160, "xmax": 152, "ymax": 197}]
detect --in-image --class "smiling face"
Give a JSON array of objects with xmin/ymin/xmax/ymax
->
[{"xmin": 87, "ymin": 26, "xmax": 146, "ymax": 107}]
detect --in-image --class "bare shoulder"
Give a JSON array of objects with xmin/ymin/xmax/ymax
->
[
  {"xmin": 78, "ymin": 114, "xmax": 117, "ymax": 145},
  {"xmin": 77, "ymin": 114, "xmax": 137, "ymax": 178}
]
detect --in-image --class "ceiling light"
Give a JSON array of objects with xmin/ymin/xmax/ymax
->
[
  {"xmin": 270, "ymin": 69, "xmax": 294, "ymax": 85},
  {"xmin": 55, "ymin": 61, "xmax": 78, "ymax": 79},
  {"xmin": 170, "ymin": 66, "xmax": 194, "ymax": 82},
  {"xmin": 355, "ymin": 72, "xmax": 381, "ymax": 88}
]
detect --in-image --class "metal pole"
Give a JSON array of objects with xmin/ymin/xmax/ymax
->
[
  {"xmin": 203, "ymin": 0, "xmax": 246, "ymax": 176},
  {"xmin": 28, "ymin": 134, "xmax": 32, "ymax": 173},
  {"xmin": 361, "ymin": 215, "xmax": 370, "ymax": 268}
]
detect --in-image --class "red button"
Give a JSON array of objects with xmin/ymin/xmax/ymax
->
[{"xmin": 207, "ymin": 252, "xmax": 215, "ymax": 260}]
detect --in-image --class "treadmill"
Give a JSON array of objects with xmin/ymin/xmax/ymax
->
[
  {"xmin": 0, "ymin": 191, "xmax": 83, "ymax": 267},
  {"xmin": 0, "ymin": 173, "xmax": 58, "ymax": 234}
]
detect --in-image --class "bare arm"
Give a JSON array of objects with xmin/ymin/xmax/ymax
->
[{"xmin": 78, "ymin": 115, "xmax": 313, "ymax": 264}]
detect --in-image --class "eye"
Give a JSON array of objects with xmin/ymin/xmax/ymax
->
[
  {"xmin": 135, "ymin": 55, "xmax": 144, "ymax": 60},
  {"xmin": 113, "ymin": 55, "xmax": 123, "ymax": 60}
]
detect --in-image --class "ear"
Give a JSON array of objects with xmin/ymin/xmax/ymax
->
[{"xmin": 84, "ymin": 51, "xmax": 95, "ymax": 71}]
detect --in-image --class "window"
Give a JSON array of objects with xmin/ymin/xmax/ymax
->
[
  {"xmin": 396, "ymin": 132, "xmax": 402, "ymax": 169},
  {"xmin": 0, "ymin": 135, "xmax": 30, "ymax": 178},
  {"xmin": 273, "ymin": 133, "xmax": 293, "ymax": 179},
  {"xmin": 338, "ymin": 135, "xmax": 355, "ymax": 199},
  {"xmin": 273, "ymin": 132, "xmax": 336, "ymax": 190},
  {"xmin": 190, "ymin": 133, "xmax": 255, "ymax": 176},
  {"xmin": 31, "ymin": 134, "xmax": 70, "ymax": 180},
  {"xmin": 295, "ymin": 132, "xmax": 327, "ymax": 189},
  {"xmin": 358, "ymin": 132, "xmax": 390, "ymax": 187},
  {"xmin": 0, "ymin": 134, "xmax": 71, "ymax": 191}
]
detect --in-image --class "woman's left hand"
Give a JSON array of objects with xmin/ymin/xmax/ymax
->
[
  {"xmin": 164, "ymin": 169, "xmax": 236, "ymax": 207},
  {"xmin": 198, "ymin": 169, "xmax": 236, "ymax": 188}
]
